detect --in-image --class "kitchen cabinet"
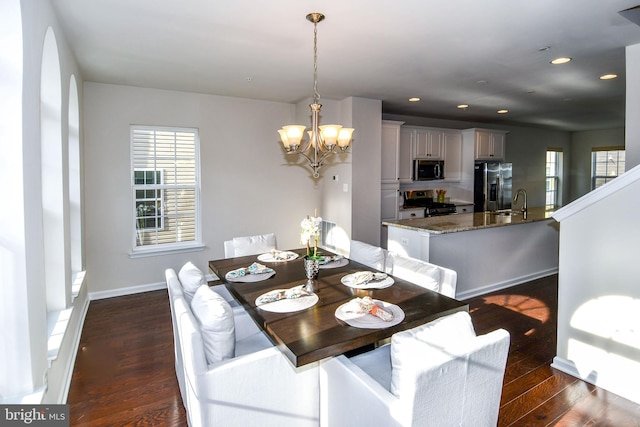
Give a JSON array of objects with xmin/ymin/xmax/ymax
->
[
  {"xmin": 443, "ymin": 131, "xmax": 462, "ymax": 182},
  {"xmin": 381, "ymin": 121, "xmax": 402, "ymax": 183},
  {"xmin": 473, "ymin": 129, "xmax": 507, "ymax": 160},
  {"xmin": 399, "ymin": 208, "xmax": 425, "ymax": 220},
  {"xmin": 381, "ymin": 183, "xmax": 400, "ymax": 220},
  {"xmin": 455, "ymin": 204, "xmax": 474, "ymax": 214},
  {"xmin": 414, "ymin": 128, "xmax": 444, "ymax": 159},
  {"xmin": 398, "ymin": 127, "xmax": 414, "ymax": 182}
]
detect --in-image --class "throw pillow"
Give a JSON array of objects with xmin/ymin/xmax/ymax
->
[
  {"xmin": 190, "ymin": 285, "xmax": 235, "ymax": 364},
  {"xmin": 179, "ymin": 261, "xmax": 207, "ymax": 304}
]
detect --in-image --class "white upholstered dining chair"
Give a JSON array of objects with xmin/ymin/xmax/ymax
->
[
  {"xmin": 224, "ymin": 233, "xmax": 277, "ymax": 258},
  {"xmin": 385, "ymin": 252, "xmax": 458, "ymax": 298},
  {"xmin": 348, "ymin": 239, "xmax": 386, "ymax": 270},
  {"xmin": 319, "ymin": 311, "xmax": 510, "ymax": 427}
]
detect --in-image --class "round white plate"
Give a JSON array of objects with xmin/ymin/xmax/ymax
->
[
  {"xmin": 257, "ymin": 251, "xmax": 299, "ymax": 263},
  {"xmin": 255, "ymin": 291, "xmax": 319, "ymax": 313},
  {"xmin": 225, "ymin": 270, "xmax": 275, "ymax": 282},
  {"xmin": 340, "ymin": 272, "xmax": 395, "ymax": 289},
  {"xmin": 335, "ymin": 300, "xmax": 405, "ymax": 329},
  {"xmin": 319, "ymin": 258, "xmax": 349, "ymax": 269}
]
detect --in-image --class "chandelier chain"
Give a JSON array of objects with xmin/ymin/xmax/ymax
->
[{"xmin": 313, "ymin": 20, "xmax": 320, "ymax": 104}]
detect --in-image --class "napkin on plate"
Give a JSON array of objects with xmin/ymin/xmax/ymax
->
[
  {"xmin": 342, "ymin": 296, "xmax": 394, "ymax": 321},
  {"xmin": 319, "ymin": 254, "xmax": 344, "ymax": 265},
  {"xmin": 255, "ymin": 285, "xmax": 311, "ymax": 306},
  {"xmin": 270, "ymin": 249, "xmax": 296, "ymax": 261},
  {"xmin": 351, "ymin": 271, "xmax": 388, "ymax": 286},
  {"xmin": 227, "ymin": 262, "xmax": 274, "ymax": 279}
]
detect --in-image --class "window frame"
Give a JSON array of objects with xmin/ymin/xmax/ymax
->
[
  {"xmin": 591, "ymin": 147, "xmax": 625, "ymax": 190},
  {"xmin": 545, "ymin": 149, "xmax": 563, "ymax": 209},
  {"xmin": 130, "ymin": 125, "xmax": 203, "ymax": 257}
]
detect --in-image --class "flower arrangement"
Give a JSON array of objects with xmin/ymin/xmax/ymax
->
[{"xmin": 300, "ymin": 214, "xmax": 322, "ymax": 260}]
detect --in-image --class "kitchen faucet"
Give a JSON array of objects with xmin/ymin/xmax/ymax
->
[{"xmin": 513, "ymin": 189, "xmax": 527, "ymax": 218}]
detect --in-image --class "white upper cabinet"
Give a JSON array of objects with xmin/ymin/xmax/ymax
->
[
  {"xmin": 473, "ymin": 129, "xmax": 507, "ymax": 160},
  {"xmin": 414, "ymin": 128, "xmax": 444, "ymax": 159},
  {"xmin": 443, "ymin": 131, "xmax": 462, "ymax": 182},
  {"xmin": 381, "ymin": 121, "xmax": 403, "ymax": 183},
  {"xmin": 398, "ymin": 127, "xmax": 414, "ymax": 183}
]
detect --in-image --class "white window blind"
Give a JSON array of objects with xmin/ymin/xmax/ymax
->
[{"xmin": 131, "ymin": 126, "xmax": 200, "ymax": 250}]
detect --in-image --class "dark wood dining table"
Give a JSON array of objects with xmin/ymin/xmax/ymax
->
[{"xmin": 209, "ymin": 248, "xmax": 468, "ymax": 367}]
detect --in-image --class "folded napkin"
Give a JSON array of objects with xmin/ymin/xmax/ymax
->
[
  {"xmin": 227, "ymin": 262, "xmax": 274, "ymax": 279},
  {"xmin": 319, "ymin": 254, "xmax": 344, "ymax": 265},
  {"xmin": 256, "ymin": 285, "xmax": 311, "ymax": 306},
  {"xmin": 270, "ymin": 249, "xmax": 296, "ymax": 260},
  {"xmin": 351, "ymin": 271, "xmax": 388, "ymax": 286},
  {"xmin": 342, "ymin": 296, "xmax": 394, "ymax": 322}
]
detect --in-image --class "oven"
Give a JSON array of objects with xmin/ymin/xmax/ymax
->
[{"xmin": 403, "ymin": 190, "xmax": 457, "ymax": 217}]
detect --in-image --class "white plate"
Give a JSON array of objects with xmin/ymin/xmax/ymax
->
[
  {"xmin": 257, "ymin": 251, "xmax": 299, "ymax": 263},
  {"xmin": 225, "ymin": 270, "xmax": 276, "ymax": 282},
  {"xmin": 255, "ymin": 291, "xmax": 319, "ymax": 313},
  {"xmin": 340, "ymin": 272, "xmax": 395, "ymax": 289},
  {"xmin": 318, "ymin": 258, "xmax": 349, "ymax": 269},
  {"xmin": 335, "ymin": 300, "xmax": 405, "ymax": 329}
]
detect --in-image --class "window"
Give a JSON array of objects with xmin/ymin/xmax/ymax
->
[
  {"xmin": 591, "ymin": 148, "xmax": 625, "ymax": 190},
  {"xmin": 131, "ymin": 126, "xmax": 200, "ymax": 252},
  {"xmin": 545, "ymin": 149, "xmax": 563, "ymax": 208}
]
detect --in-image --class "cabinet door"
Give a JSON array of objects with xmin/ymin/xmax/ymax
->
[
  {"xmin": 428, "ymin": 130, "xmax": 444, "ymax": 159},
  {"xmin": 491, "ymin": 132, "xmax": 505, "ymax": 160},
  {"xmin": 381, "ymin": 184, "xmax": 400, "ymax": 220},
  {"xmin": 443, "ymin": 132, "xmax": 462, "ymax": 182},
  {"xmin": 413, "ymin": 128, "xmax": 429, "ymax": 158},
  {"xmin": 399, "ymin": 128, "xmax": 414, "ymax": 182},
  {"xmin": 381, "ymin": 125, "xmax": 400, "ymax": 182},
  {"xmin": 474, "ymin": 130, "xmax": 493, "ymax": 160}
]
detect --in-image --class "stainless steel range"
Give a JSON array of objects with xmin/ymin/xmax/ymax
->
[{"xmin": 403, "ymin": 191, "xmax": 457, "ymax": 217}]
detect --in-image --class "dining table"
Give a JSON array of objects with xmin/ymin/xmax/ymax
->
[{"xmin": 208, "ymin": 248, "xmax": 468, "ymax": 367}]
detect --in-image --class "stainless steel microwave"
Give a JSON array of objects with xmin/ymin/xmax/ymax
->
[{"xmin": 413, "ymin": 159, "xmax": 444, "ymax": 181}]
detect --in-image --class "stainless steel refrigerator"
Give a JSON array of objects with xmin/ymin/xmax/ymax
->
[{"xmin": 474, "ymin": 162, "xmax": 513, "ymax": 212}]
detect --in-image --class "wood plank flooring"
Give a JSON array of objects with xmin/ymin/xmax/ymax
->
[{"xmin": 67, "ymin": 275, "xmax": 640, "ymax": 426}]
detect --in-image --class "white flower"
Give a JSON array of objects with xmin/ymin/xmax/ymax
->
[{"xmin": 300, "ymin": 215, "xmax": 322, "ymax": 246}]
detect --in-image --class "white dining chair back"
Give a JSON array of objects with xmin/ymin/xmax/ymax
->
[
  {"xmin": 385, "ymin": 252, "xmax": 457, "ymax": 298},
  {"xmin": 349, "ymin": 239, "xmax": 386, "ymax": 270},
  {"xmin": 319, "ymin": 311, "xmax": 510, "ymax": 427},
  {"xmin": 224, "ymin": 233, "xmax": 277, "ymax": 258}
]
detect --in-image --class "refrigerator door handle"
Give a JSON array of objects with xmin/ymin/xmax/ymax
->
[{"xmin": 496, "ymin": 175, "xmax": 502, "ymax": 207}]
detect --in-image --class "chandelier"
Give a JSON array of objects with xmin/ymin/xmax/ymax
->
[{"xmin": 278, "ymin": 12, "xmax": 354, "ymax": 179}]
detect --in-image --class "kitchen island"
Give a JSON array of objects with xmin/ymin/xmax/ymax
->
[{"xmin": 383, "ymin": 207, "xmax": 559, "ymax": 299}]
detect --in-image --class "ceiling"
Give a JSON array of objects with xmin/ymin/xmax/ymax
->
[{"xmin": 51, "ymin": 0, "xmax": 640, "ymax": 132}]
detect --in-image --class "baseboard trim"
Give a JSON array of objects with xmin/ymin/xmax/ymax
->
[
  {"xmin": 457, "ymin": 268, "xmax": 558, "ymax": 300},
  {"xmin": 550, "ymin": 356, "xmax": 598, "ymax": 384},
  {"xmin": 88, "ymin": 274, "xmax": 219, "ymax": 300}
]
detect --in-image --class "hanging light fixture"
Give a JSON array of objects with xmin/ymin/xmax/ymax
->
[{"xmin": 278, "ymin": 12, "xmax": 354, "ymax": 179}]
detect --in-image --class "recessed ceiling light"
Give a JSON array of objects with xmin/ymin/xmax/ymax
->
[
  {"xmin": 408, "ymin": 97, "xmax": 420, "ymax": 102},
  {"xmin": 457, "ymin": 104, "xmax": 469, "ymax": 109},
  {"xmin": 550, "ymin": 57, "xmax": 572, "ymax": 65},
  {"xmin": 538, "ymin": 46, "xmax": 551, "ymax": 52},
  {"xmin": 476, "ymin": 80, "xmax": 488, "ymax": 85},
  {"xmin": 497, "ymin": 109, "xmax": 509, "ymax": 114},
  {"xmin": 600, "ymin": 74, "xmax": 618, "ymax": 80}
]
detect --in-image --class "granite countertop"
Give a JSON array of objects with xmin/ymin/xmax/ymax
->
[{"xmin": 383, "ymin": 206, "xmax": 556, "ymax": 234}]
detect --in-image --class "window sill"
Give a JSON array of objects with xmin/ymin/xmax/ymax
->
[
  {"xmin": 129, "ymin": 242, "xmax": 205, "ymax": 258},
  {"xmin": 47, "ymin": 271, "xmax": 87, "ymax": 364}
]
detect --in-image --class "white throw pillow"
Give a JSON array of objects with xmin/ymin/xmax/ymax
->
[
  {"xmin": 233, "ymin": 233, "xmax": 276, "ymax": 257},
  {"xmin": 386, "ymin": 253, "xmax": 442, "ymax": 292},
  {"xmin": 390, "ymin": 311, "xmax": 476, "ymax": 397},
  {"xmin": 190, "ymin": 285, "xmax": 235, "ymax": 364},
  {"xmin": 178, "ymin": 262, "xmax": 207, "ymax": 305},
  {"xmin": 349, "ymin": 240, "xmax": 386, "ymax": 270}
]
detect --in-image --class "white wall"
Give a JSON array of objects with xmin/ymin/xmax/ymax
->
[
  {"xmin": 626, "ymin": 43, "xmax": 640, "ymax": 169},
  {"xmin": 552, "ymin": 167, "xmax": 640, "ymax": 404},
  {"xmin": 1, "ymin": 0, "xmax": 85, "ymax": 402},
  {"xmin": 83, "ymin": 83, "xmax": 335, "ymax": 295}
]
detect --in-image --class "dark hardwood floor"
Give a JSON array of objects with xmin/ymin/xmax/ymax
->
[{"xmin": 67, "ymin": 275, "xmax": 640, "ymax": 426}]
